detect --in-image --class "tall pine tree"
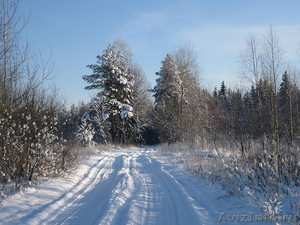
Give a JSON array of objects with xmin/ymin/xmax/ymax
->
[{"xmin": 83, "ymin": 44, "xmax": 137, "ymax": 144}]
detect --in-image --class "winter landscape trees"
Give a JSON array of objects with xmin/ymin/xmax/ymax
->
[
  {"xmin": 2, "ymin": 0, "xmax": 300, "ymax": 220},
  {"xmin": 82, "ymin": 41, "xmax": 151, "ymax": 144},
  {"xmin": 151, "ymin": 45, "xmax": 203, "ymax": 146},
  {"xmin": 0, "ymin": 0, "xmax": 64, "ymax": 188},
  {"xmin": 0, "ymin": 0, "xmax": 91, "ymax": 192}
]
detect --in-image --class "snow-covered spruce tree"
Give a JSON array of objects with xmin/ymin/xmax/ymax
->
[
  {"xmin": 218, "ymin": 81, "xmax": 227, "ymax": 103},
  {"xmin": 152, "ymin": 54, "xmax": 181, "ymax": 143},
  {"xmin": 278, "ymin": 71, "xmax": 294, "ymax": 142},
  {"xmin": 82, "ymin": 44, "xmax": 138, "ymax": 144}
]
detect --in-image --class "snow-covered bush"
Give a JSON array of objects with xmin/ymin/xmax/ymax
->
[
  {"xmin": 0, "ymin": 0, "xmax": 96, "ymax": 196},
  {"xmin": 0, "ymin": 0, "xmax": 69, "ymax": 192},
  {"xmin": 0, "ymin": 106, "xmax": 64, "ymax": 189},
  {"xmin": 160, "ymin": 141, "xmax": 300, "ymax": 220}
]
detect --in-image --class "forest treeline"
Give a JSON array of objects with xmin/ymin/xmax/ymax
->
[{"xmin": 1, "ymin": 0, "xmax": 300, "ymax": 202}]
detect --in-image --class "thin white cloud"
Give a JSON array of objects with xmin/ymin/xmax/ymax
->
[
  {"xmin": 113, "ymin": 11, "xmax": 164, "ymax": 39},
  {"xmin": 177, "ymin": 23, "xmax": 300, "ymax": 88},
  {"xmin": 112, "ymin": 5, "xmax": 300, "ymax": 89}
]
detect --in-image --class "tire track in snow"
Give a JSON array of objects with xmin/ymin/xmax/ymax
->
[
  {"xmin": 52, "ymin": 149, "xmax": 210, "ymax": 225},
  {"xmin": 45, "ymin": 155, "xmax": 117, "ymax": 224},
  {"xmin": 2, "ymin": 148, "xmax": 215, "ymax": 224},
  {"xmin": 135, "ymin": 152, "xmax": 203, "ymax": 225},
  {"xmin": 98, "ymin": 153, "xmax": 136, "ymax": 225},
  {"xmin": 1, "ymin": 155, "xmax": 111, "ymax": 225},
  {"xmin": 48, "ymin": 152, "xmax": 144, "ymax": 225},
  {"xmin": 124, "ymin": 153, "xmax": 163, "ymax": 225},
  {"xmin": 47, "ymin": 154, "xmax": 127, "ymax": 224},
  {"xmin": 100, "ymin": 149, "xmax": 208, "ymax": 225},
  {"xmin": 143, "ymin": 150, "xmax": 213, "ymax": 225},
  {"xmin": 23, "ymin": 155, "xmax": 112, "ymax": 225}
]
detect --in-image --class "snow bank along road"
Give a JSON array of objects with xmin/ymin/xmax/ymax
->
[{"xmin": 0, "ymin": 147, "xmax": 263, "ymax": 225}]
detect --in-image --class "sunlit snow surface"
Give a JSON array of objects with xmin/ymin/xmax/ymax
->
[{"xmin": 0, "ymin": 147, "xmax": 266, "ymax": 225}]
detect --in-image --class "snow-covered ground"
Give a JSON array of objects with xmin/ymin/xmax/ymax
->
[{"xmin": 0, "ymin": 147, "xmax": 280, "ymax": 224}]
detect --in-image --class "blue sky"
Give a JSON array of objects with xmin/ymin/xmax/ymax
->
[{"xmin": 18, "ymin": 0, "xmax": 300, "ymax": 106}]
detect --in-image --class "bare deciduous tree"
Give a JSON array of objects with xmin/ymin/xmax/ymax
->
[
  {"xmin": 262, "ymin": 25, "xmax": 284, "ymax": 155},
  {"xmin": 0, "ymin": 0, "xmax": 66, "ymax": 191},
  {"xmin": 173, "ymin": 44, "xmax": 202, "ymax": 146}
]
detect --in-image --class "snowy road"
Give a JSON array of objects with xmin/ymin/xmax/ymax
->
[{"xmin": 0, "ymin": 147, "xmax": 264, "ymax": 225}]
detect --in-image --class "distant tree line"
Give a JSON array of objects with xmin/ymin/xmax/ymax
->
[{"xmin": 82, "ymin": 26, "xmax": 300, "ymax": 156}]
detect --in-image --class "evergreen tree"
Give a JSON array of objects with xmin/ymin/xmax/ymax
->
[
  {"xmin": 83, "ymin": 44, "xmax": 137, "ymax": 144},
  {"xmin": 213, "ymin": 87, "xmax": 218, "ymax": 99},
  {"xmin": 250, "ymin": 85, "xmax": 258, "ymax": 110},
  {"xmin": 256, "ymin": 78, "xmax": 272, "ymax": 135},
  {"xmin": 278, "ymin": 71, "xmax": 291, "ymax": 116},
  {"xmin": 218, "ymin": 81, "xmax": 227, "ymax": 98},
  {"xmin": 218, "ymin": 81, "xmax": 231, "ymax": 111},
  {"xmin": 246, "ymin": 86, "xmax": 260, "ymax": 138},
  {"xmin": 278, "ymin": 71, "xmax": 293, "ymax": 141}
]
